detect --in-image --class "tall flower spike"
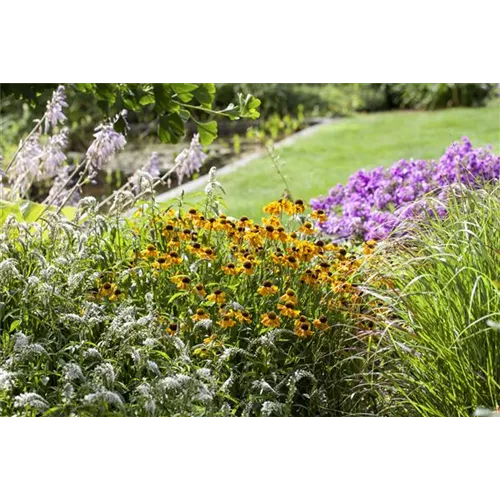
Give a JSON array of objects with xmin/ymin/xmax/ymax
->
[
  {"xmin": 86, "ymin": 116, "xmax": 127, "ymax": 180},
  {"xmin": 175, "ymin": 133, "xmax": 207, "ymax": 184},
  {"xmin": 40, "ymin": 127, "xmax": 69, "ymax": 178},
  {"xmin": 9, "ymin": 133, "xmax": 43, "ymax": 199},
  {"xmin": 44, "ymin": 85, "xmax": 68, "ymax": 133}
]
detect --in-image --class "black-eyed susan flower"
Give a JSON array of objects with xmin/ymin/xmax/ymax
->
[
  {"xmin": 153, "ymin": 255, "xmax": 171, "ymax": 270},
  {"xmin": 276, "ymin": 226, "xmax": 288, "ymax": 242},
  {"xmin": 291, "ymin": 199, "xmax": 305, "ymax": 215},
  {"xmin": 280, "ymin": 288, "xmax": 298, "ymax": 305},
  {"xmin": 218, "ymin": 314, "xmax": 236, "ymax": 329},
  {"xmin": 168, "ymin": 251, "xmax": 182, "ymax": 265},
  {"xmin": 235, "ymin": 310, "xmax": 252, "ymax": 324},
  {"xmin": 300, "ymin": 269, "xmax": 319, "ymax": 286},
  {"xmin": 207, "ymin": 289, "xmax": 226, "ymax": 304},
  {"xmin": 202, "ymin": 247, "xmax": 216, "ymax": 260},
  {"xmin": 100, "ymin": 282, "xmax": 115, "ymax": 297},
  {"xmin": 363, "ymin": 239, "xmax": 377, "ymax": 255},
  {"xmin": 193, "ymin": 283, "xmax": 206, "ymax": 298},
  {"xmin": 313, "ymin": 316, "xmax": 329, "ymax": 331},
  {"xmin": 263, "ymin": 200, "xmax": 282, "ymax": 215},
  {"xmin": 298, "ymin": 221, "xmax": 315, "ymax": 235},
  {"xmin": 141, "ymin": 244, "xmax": 158, "ymax": 258},
  {"xmin": 186, "ymin": 242, "xmax": 203, "ymax": 257},
  {"xmin": 191, "ymin": 308, "xmax": 210, "ymax": 322},
  {"xmin": 261, "ymin": 312, "xmax": 281, "ymax": 328},
  {"xmin": 109, "ymin": 289, "xmax": 124, "ymax": 302},
  {"xmin": 262, "ymin": 216, "xmax": 281, "ymax": 228},
  {"xmin": 258, "ymin": 281, "xmax": 279, "ymax": 296},
  {"xmin": 222, "ymin": 263, "xmax": 238, "ymax": 276},
  {"xmin": 241, "ymin": 260, "xmax": 255, "ymax": 275},
  {"xmin": 310, "ymin": 209, "xmax": 328, "ymax": 223},
  {"xmin": 295, "ymin": 321, "xmax": 313, "ymax": 338},
  {"xmin": 277, "ymin": 301, "xmax": 301, "ymax": 318},
  {"xmin": 171, "ymin": 275, "xmax": 191, "ymax": 290},
  {"xmin": 283, "ymin": 255, "xmax": 299, "ymax": 269},
  {"xmin": 294, "ymin": 315, "xmax": 309, "ymax": 327},
  {"xmin": 166, "ymin": 323, "xmax": 179, "ymax": 335}
]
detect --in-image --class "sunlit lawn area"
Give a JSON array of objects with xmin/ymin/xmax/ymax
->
[{"xmin": 213, "ymin": 107, "xmax": 500, "ymax": 220}]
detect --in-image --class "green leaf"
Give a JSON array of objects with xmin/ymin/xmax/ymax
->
[
  {"xmin": 193, "ymin": 83, "xmax": 216, "ymax": 107},
  {"xmin": 0, "ymin": 200, "xmax": 23, "ymax": 224},
  {"xmin": 196, "ymin": 120, "xmax": 217, "ymax": 145},
  {"xmin": 139, "ymin": 94, "xmax": 155, "ymax": 105},
  {"xmin": 171, "ymin": 83, "xmax": 199, "ymax": 103},
  {"xmin": 158, "ymin": 113, "xmax": 185, "ymax": 143},
  {"xmin": 154, "ymin": 84, "xmax": 176, "ymax": 114},
  {"xmin": 9, "ymin": 319, "xmax": 21, "ymax": 333}
]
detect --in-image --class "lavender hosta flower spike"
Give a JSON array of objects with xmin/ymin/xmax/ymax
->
[
  {"xmin": 9, "ymin": 133, "xmax": 43, "ymax": 199},
  {"xmin": 144, "ymin": 151, "xmax": 161, "ymax": 178},
  {"xmin": 311, "ymin": 137, "xmax": 500, "ymax": 241},
  {"xmin": 44, "ymin": 85, "xmax": 68, "ymax": 133},
  {"xmin": 176, "ymin": 133, "xmax": 207, "ymax": 184},
  {"xmin": 86, "ymin": 120, "xmax": 127, "ymax": 180},
  {"xmin": 47, "ymin": 167, "xmax": 81, "ymax": 207},
  {"xmin": 40, "ymin": 127, "xmax": 69, "ymax": 178}
]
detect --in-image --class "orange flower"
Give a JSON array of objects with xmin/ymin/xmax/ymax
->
[
  {"xmin": 166, "ymin": 323, "xmax": 179, "ymax": 335},
  {"xmin": 171, "ymin": 275, "xmax": 191, "ymax": 290},
  {"xmin": 258, "ymin": 281, "xmax": 279, "ymax": 296},
  {"xmin": 241, "ymin": 260, "xmax": 255, "ymax": 275},
  {"xmin": 279, "ymin": 289, "xmax": 298, "ymax": 305},
  {"xmin": 218, "ymin": 314, "xmax": 236, "ymax": 328},
  {"xmin": 168, "ymin": 251, "xmax": 182, "ymax": 265},
  {"xmin": 298, "ymin": 222, "xmax": 315, "ymax": 235},
  {"xmin": 310, "ymin": 209, "xmax": 327, "ymax": 223},
  {"xmin": 277, "ymin": 302, "xmax": 301, "ymax": 318},
  {"xmin": 295, "ymin": 321, "xmax": 313, "ymax": 338},
  {"xmin": 235, "ymin": 310, "xmax": 252, "ymax": 324},
  {"xmin": 191, "ymin": 308, "xmax": 210, "ymax": 322},
  {"xmin": 261, "ymin": 312, "xmax": 281, "ymax": 328},
  {"xmin": 207, "ymin": 289, "xmax": 226, "ymax": 304},
  {"xmin": 193, "ymin": 283, "xmax": 206, "ymax": 298},
  {"xmin": 222, "ymin": 263, "xmax": 239, "ymax": 275},
  {"xmin": 313, "ymin": 316, "xmax": 330, "ymax": 331}
]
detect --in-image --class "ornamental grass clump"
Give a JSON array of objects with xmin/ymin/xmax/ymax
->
[
  {"xmin": 360, "ymin": 186, "xmax": 500, "ymax": 416},
  {"xmin": 311, "ymin": 138, "xmax": 500, "ymax": 241}
]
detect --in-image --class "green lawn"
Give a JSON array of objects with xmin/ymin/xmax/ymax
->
[{"xmin": 212, "ymin": 107, "xmax": 500, "ymax": 220}]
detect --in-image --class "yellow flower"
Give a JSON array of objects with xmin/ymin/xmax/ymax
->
[
  {"xmin": 261, "ymin": 312, "xmax": 281, "ymax": 328},
  {"xmin": 222, "ymin": 263, "xmax": 239, "ymax": 275},
  {"xmin": 258, "ymin": 281, "xmax": 279, "ymax": 296},
  {"xmin": 241, "ymin": 260, "xmax": 255, "ymax": 275},
  {"xmin": 109, "ymin": 289, "xmax": 124, "ymax": 302},
  {"xmin": 295, "ymin": 321, "xmax": 313, "ymax": 338},
  {"xmin": 191, "ymin": 308, "xmax": 210, "ymax": 322},
  {"xmin": 313, "ymin": 316, "xmax": 330, "ymax": 331},
  {"xmin": 237, "ymin": 216, "xmax": 253, "ymax": 228},
  {"xmin": 141, "ymin": 244, "xmax": 158, "ymax": 258},
  {"xmin": 186, "ymin": 242, "xmax": 203, "ymax": 257},
  {"xmin": 207, "ymin": 289, "xmax": 226, "ymax": 304},
  {"xmin": 298, "ymin": 221, "xmax": 315, "ymax": 235},
  {"xmin": 99, "ymin": 282, "xmax": 115, "ymax": 297},
  {"xmin": 263, "ymin": 224, "xmax": 279, "ymax": 240},
  {"xmin": 262, "ymin": 216, "xmax": 281, "ymax": 228},
  {"xmin": 218, "ymin": 314, "xmax": 236, "ymax": 329},
  {"xmin": 276, "ymin": 226, "xmax": 288, "ymax": 242},
  {"xmin": 363, "ymin": 239, "xmax": 377, "ymax": 255},
  {"xmin": 203, "ymin": 334, "xmax": 217, "ymax": 345},
  {"xmin": 310, "ymin": 209, "xmax": 328, "ymax": 223},
  {"xmin": 202, "ymin": 247, "xmax": 216, "ymax": 260},
  {"xmin": 277, "ymin": 302, "xmax": 301, "ymax": 318},
  {"xmin": 290, "ymin": 199, "xmax": 305, "ymax": 215},
  {"xmin": 193, "ymin": 283, "xmax": 206, "ymax": 298},
  {"xmin": 280, "ymin": 289, "xmax": 298, "ymax": 305},
  {"xmin": 171, "ymin": 275, "xmax": 191, "ymax": 290},
  {"xmin": 168, "ymin": 251, "xmax": 182, "ymax": 265},
  {"xmin": 235, "ymin": 310, "xmax": 252, "ymax": 324},
  {"xmin": 294, "ymin": 315, "xmax": 309, "ymax": 327},
  {"xmin": 263, "ymin": 201, "xmax": 283, "ymax": 215},
  {"xmin": 300, "ymin": 269, "xmax": 319, "ymax": 286},
  {"xmin": 166, "ymin": 323, "xmax": 179, "ymax": 335},
  {"xmin": 152, "ymin": 255, "xmax": 171, "ymax": 270},
  {"xmin": 282, "ymin": 255, "xmax": 299, "ymax": 269}
]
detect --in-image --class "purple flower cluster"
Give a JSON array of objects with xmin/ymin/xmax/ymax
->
[{"xmin": 310, "ymin": 137, "xmax": 500, "ymax": 241}]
